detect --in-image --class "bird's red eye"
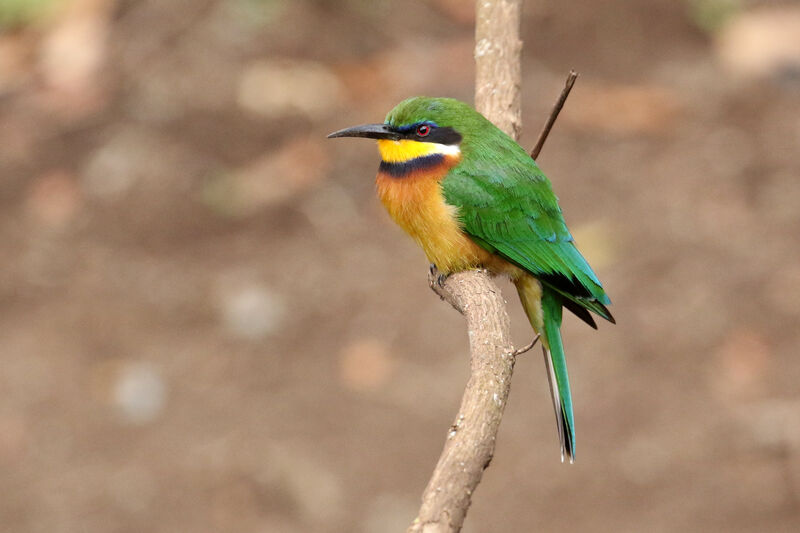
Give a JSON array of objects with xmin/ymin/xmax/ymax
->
[{"xmin": 416, "ymin": 124, "xmax": 431, "ymax": 137}]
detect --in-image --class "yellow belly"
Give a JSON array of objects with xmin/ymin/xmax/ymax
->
[
  {"xmin": 375, "ymin": 174, "xmax": 475, "ymax": 273},
  {"xmin": 375, "ymin": 165, "xmax": 521, "ymax": 276}
]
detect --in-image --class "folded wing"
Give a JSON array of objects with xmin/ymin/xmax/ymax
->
[{"xmin": 441, "ymin": 157, "xmax": 614, "ymax": 326}]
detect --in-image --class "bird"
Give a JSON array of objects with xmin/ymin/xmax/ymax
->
[{"xmin": 328, "ymin": 97, "xmax": 613, "ymax": 463}]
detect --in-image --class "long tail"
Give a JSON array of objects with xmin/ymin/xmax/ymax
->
[{"xmin": 515, "ymin": 274, "xmax": 575, "ymax": 463}]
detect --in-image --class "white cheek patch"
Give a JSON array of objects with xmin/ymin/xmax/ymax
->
[{"xmin": 431, "ymin": 143, "xmax": 461, "ymax": 157}]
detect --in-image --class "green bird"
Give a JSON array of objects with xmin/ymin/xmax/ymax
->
[{"xmin": 328, "ymin": 97, "xmax": 614, "ymax": 462}]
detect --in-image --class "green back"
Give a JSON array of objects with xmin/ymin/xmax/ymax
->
[{"xmin": 386, "ymin": 97, "xmax": 611, "ymax": 320}]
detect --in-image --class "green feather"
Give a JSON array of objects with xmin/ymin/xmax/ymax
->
[
  {"xmin": 541, "ymin": 286, "xmax": 575, "ymax": 462},
  {"xmin": 441, "ymin": 138, "xmax": 612, "ymax": 321},
  {"xmin": 387, "ymin": 97, "xmax": 613, "ymax": 322}
]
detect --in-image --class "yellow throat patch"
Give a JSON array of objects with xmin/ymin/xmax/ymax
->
[{"xmin": 377, "ymin": 139, "xmax": 460, "ymax": 163}]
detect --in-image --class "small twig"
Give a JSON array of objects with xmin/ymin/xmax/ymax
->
[
  {"xmin": 530, "ymin": 70, "xmax": 578, "ymax": 160},
  {"xmin": 511, "ymin": 334, "xmax": 540, "ymax": 356}
]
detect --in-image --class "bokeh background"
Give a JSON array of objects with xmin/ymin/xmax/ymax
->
[{"xmin": 2, "ymin": 0, "xmax": 800, "ymax": 531}]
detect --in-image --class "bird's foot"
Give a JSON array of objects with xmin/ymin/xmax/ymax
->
[
  {"xmin": 511, "ymin": 334, "xmax": 540, "ymax": 356},
  {"xmin": 428, "ymin": 264, "xmax": 449, "ymax": 288}
]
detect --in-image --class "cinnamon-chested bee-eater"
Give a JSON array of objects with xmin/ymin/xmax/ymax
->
[{"xmin": 328, "ymin": 97, "xmax": 613, "ymax": 462}]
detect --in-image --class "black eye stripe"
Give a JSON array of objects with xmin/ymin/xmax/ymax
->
[
  {"xmin": 391, "ymin": 122, "xmax": 462, "ymax": 144},
  {"xmin": 396, "ymin": 121, "xmax": 437, "ymax": 133},
  {"xmin": 420, "ymin": 126, "xmax": 462, "ymax": 145}
]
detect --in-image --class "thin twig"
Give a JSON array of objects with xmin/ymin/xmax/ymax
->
[{"xmin": 530, "ymin": 70, "xmax": 578, "ymax": 160}]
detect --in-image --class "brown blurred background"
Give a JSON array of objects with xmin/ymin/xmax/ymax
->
[{"xmin": 1, "ymin": 0, "xmax": 800, "ymax": 531}]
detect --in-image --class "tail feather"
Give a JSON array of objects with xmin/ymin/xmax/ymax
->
[
  {"xmin": 515, "ymin": 275, "xmax": 576, "ymax": 463},
  {"xmin": 541, "ymin": 287, "xmax": 575, "ymax": 463}
]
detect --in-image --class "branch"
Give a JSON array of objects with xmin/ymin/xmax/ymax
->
[
  {"xmin": 530, "ymin": 70, "xmax": 578, "ymax": 160},
  {"xmin": 407, "ymin": 1, "xmax": 523, "ymax": 532},
  {"xmin": 474, "ymin": 0, "xmax": 523, "ymax": 139},
  {"xmin": 407, "ymin": 269, "xmax": 515, "ymax": 533}
]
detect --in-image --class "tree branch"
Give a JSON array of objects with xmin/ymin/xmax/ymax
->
[
  {"xmin": 406, "ymin": 1, "xmax": 523, "ymax": 532},
  {"xmin": 474, "ymin": 0, "xmax": 523, "ymax": 139}
]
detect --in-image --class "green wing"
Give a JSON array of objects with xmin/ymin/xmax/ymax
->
[{"xmin": 442, "ymin": 154, "xmax": 613, "ymax": 325}]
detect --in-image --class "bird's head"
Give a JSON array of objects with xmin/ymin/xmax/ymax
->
[{"xmin": 328, "ymin": 97, "xmax": 494, "ymax": 165}]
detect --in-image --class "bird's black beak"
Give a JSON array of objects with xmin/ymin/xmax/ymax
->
[{"xmin": 327, "ymin": 123, "xmax": 401, "ymax": 141}]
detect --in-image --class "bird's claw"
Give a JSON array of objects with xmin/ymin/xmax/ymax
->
[
  {"xmin": 511, "ymin": 334, "xmax": 541, "ymax": 356},
  {"xmin": 429, "ymin": 264, "xmax": 448, "ymax": 288}
]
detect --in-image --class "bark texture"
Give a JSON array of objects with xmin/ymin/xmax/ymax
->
[{"xmin": 474, "ymin": 0, "xmax": 523, "ymax": 138}]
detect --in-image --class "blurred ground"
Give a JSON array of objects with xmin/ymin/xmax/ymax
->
[{"xmin": 1, "ymin": 0, "xmax": 800, "ymax": 532}]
